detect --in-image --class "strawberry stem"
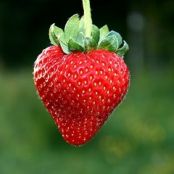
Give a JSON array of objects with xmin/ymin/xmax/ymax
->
[
  {"xmin": 82, "ymin": 0, "xmax": 93, "ymax": 38},
  {"xmin": 49, "ymin": 0, "xmax": 129, "ymax": 55}
]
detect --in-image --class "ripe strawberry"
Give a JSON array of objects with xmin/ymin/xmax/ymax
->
[{"xmin": 33, "ymin": 0, "xmax": 130, "ymax": 146}]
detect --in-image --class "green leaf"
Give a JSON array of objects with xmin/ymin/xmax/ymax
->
[
  {"xmin": 98, "ymin": 31, "xmax": 123, "ymax": 51},
  {"xmin": 90, "ymin": 25, "xmax": 100, "ymax": 47},
  {"xmin": 80, "ymin": 25, "xmax": 100, "ymax": 51},
  {"xmin": 68, "ymin": 39, "xmax": 84, "ymax": 52},
  {"xmin": 98, "ymin": 37, "xmax": 116, "ymax": 51},
  {"xmin": 99, "ymin": 25, "xmax": 109, "ymax": 41},
  {"xmin": 78, "ymin": 20, "xmax": 100, "ymax": 50},
  {"xmin": 59, "ymin": 33, "xmax": 70, "ymax": 54},
  {"xmin": 79, "ymin": 16, "xmax": 85, "ymax": 33},
  {"xmin": 84, "ymin": 37, "xmax": 92, "ymax": 51},
  {"xmin": 49, "ymin": 24, "xmax": 63, "ymax": 45},
  {"xmin": 59, "ymin": 41, "xmax": 70, "ymax": 54},
  {"xmin": 64, "ymin": 14, "xmax": 80, "ymax": 42},
  {"xmin": 107, "ymin": 31, "xmax": 122, "ymax": 49},
  {"xmin": 76, "ymin": 32, "xmax": 85, "ymax": 48},
  {"xmin": 117, "ymin": 40, "xmax": 129, "ymax": 57},
  {"xmin": 48, "ymin": 14, "xmax": 129, "ymax": 55}
]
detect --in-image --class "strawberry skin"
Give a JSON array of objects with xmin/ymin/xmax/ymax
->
[{"xmin": 34, "ymin": 45, "xmax": 130, "ymax": 146}]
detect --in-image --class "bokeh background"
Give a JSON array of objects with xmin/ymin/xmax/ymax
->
[{"xmin": 0, "ymin": 0, "xmax": 174, "ymax": 173}]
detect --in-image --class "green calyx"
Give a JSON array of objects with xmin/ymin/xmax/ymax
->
[{"xmin": 49, "ymin": 0, "xmax": 129, "ymax": 57}]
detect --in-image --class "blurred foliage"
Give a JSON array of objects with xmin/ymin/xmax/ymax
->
[{"xmin": 0, "ymin": 68, "xmax": 174, "ymax": 174}]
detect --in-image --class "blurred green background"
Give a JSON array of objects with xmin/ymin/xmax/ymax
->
[{"xmin": 0, "ymin": 0, "xmax": 174, "ymax": 173}]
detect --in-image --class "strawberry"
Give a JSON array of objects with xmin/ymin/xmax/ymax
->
[{"xmin": 33, "ymin": 0, "xmax": 130, "ymax": 146}]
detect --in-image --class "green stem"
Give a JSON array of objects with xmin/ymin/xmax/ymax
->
[{"xmin": 82, "ymin": 0, "xmax": 93, "ymax": 38}]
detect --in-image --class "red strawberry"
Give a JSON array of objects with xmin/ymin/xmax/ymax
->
[{"xmin": 33, "ymin": 0, "xmax": 130, "ymax": 146}]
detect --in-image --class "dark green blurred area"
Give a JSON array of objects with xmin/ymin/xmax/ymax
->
[{"xmin": 0, "ymin": 0, "xmax": 174, "ymax": 173}]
